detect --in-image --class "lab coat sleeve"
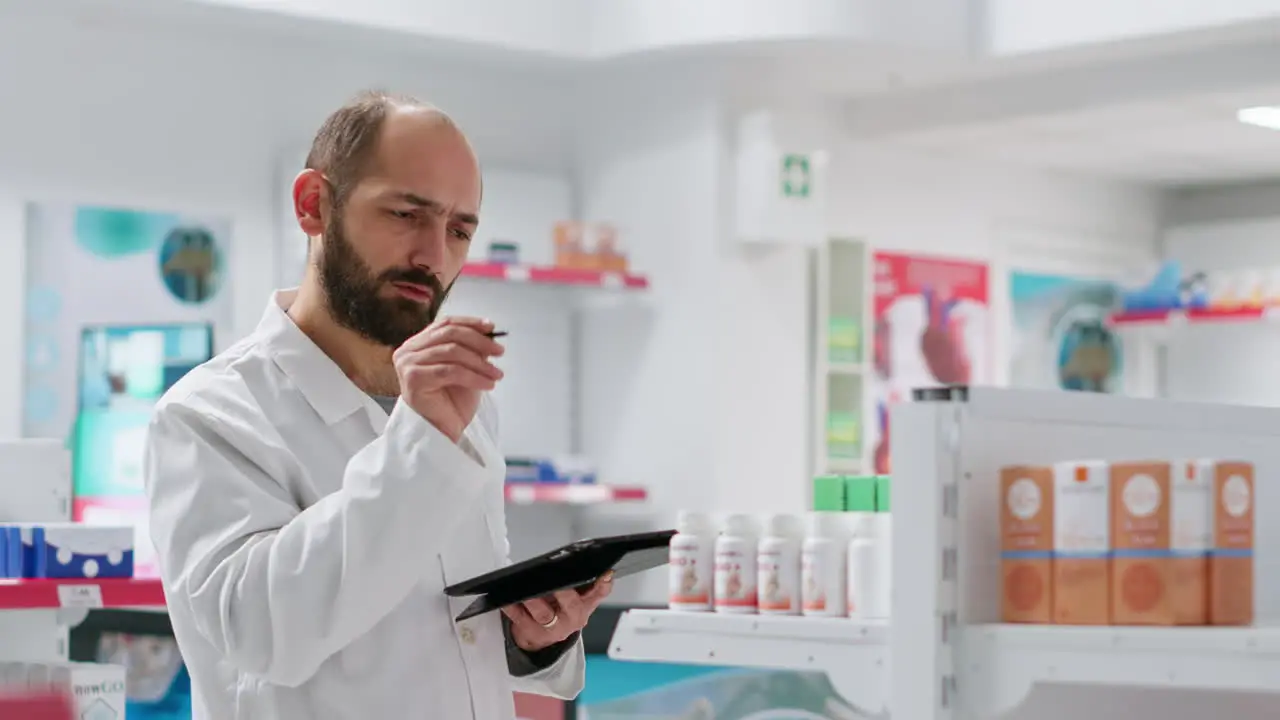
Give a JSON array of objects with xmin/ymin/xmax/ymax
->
[
  {"xmin": 478, "ymin": 396, "xmax": 586, "ymax": 699},
  {"xmin": 145, "ymin": 392, "xmax": 490, "ymax": 688}
]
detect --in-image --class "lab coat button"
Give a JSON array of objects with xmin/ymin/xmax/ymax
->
[{"xmin": 460, "ymin": 627, "xmax": 476, "ymax": 644}]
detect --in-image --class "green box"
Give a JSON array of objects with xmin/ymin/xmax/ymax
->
[
  {"xmin": 825, "ymin": 411, "xmax": 861, "ymax": 459},
  {"xmin": 843, "ymin": 476, "xmax": 877, "ymax": 512},
  {"xmin": 875, "ymin": 475, "xmax": 891, "ymax": 512},
  {"xmin": 812, "ymin": 475, "xmax": 846, "ymax": 512},
  {"xmin": 828, "ymin": 316, "xmax": 862, "ymax": 363}
]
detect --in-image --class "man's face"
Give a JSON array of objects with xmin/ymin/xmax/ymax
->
[{"xmin": 315, "ymin": 112, "xmax": 481, "ymax": 348}]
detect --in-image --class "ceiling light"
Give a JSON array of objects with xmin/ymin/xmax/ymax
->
[{"xmin": 1237, "ymin": 106, "xmax": 1280, "ymax": 130}]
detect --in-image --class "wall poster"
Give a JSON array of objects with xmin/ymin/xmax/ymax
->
[
  {"xmin": 24, "ymin": 202, "xmax": 232, "ymax": 577},
  {"xmin": 869, "ymin": 251, "xmax": 990, "ymax": 475},
  {"xmin": 1008, "ymin": 270, "xmax": 1124, "ymax": 394}
]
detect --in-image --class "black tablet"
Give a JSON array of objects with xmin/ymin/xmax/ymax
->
[{"xmin": 445, "ymin": 529, "xmax": 675, "ymax": 621}]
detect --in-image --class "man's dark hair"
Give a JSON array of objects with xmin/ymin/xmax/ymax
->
[{"xmin": 304, "ymin": 90, "xmax": 442, "ymax": 208}]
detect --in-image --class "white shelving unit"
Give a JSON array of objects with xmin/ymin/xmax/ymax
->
[
  {"xmin": 610, "ymin": 611, "xmax": 888, "ymax": 714},
  {"xmin": 812, "ymin": 237, "xmax": 872, "ymax": 479},
  {"xmin": 611, "ymin": 386, "xmax": 1280, "ymax": 719}
]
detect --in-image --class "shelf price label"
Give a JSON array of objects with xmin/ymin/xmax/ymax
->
[
  {"xmin": 505, "ymin": 266, "xmax": 531, "ymax": 283},
  {"xmin": 57, "ymin": 584, "xmax": 104, "ymax": 609},
  {"xmin": 600, "ymin": 273, "xmax": 624, "ymax": 290}
]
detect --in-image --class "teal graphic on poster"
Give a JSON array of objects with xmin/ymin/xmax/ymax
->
[
  {"xmin": 75, "ymin": 206, "xmax": 180, "ymax": 258},
  {"xmin": 1009, "ymin": 271, "xmax": 1123, "ymax": 393},
  {"xmin": 159, "ymin": 225, "xmax": 224, "ymax": 304},
  {"xmin": 578, "ymin": 657, "xmax": 862, "ymax": 718}
]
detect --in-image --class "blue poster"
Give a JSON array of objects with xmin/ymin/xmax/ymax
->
[{"xmin": 1008, "ymin": 271, "xmax": 1123, "ymax": 393}]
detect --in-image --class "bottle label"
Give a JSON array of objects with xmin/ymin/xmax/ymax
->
[
  {"xmin": 668, "ymin": 548, "xmax": 709, "ymax": 604},
  {"xmin": 714, "ymin": 547, "xmax": 757, "ymax": 608}
]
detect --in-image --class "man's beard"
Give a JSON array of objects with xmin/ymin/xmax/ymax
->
[{"xmin": 316, "ymin": 210, "xmax": 452, "ymax": 348}]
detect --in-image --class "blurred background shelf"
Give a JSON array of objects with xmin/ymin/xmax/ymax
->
[
  {"xmin": 461, "ymin": 262, "xmax": 649, "ymax": 290},
  {"xmin": 503, "ymin": 483, "xmax": 648, "ymax": 505}
]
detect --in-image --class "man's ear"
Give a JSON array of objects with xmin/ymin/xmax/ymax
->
[{"xmin": 292, "ymin": 169, "xmax": 330, "ymax": 238}]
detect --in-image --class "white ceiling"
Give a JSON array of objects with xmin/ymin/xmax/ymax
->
[{"xmin": 877, "ymin": 84, "xmax": 1280, "ymax": 186}]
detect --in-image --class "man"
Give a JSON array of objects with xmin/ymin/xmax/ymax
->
[{"xmin": 143, "ymin": 91, "xmax": 610, "ymax": 719}]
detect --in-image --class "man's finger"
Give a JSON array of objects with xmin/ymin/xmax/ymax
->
[
  {"xmin": 552, "ymin": 589, "xmax": 584, "ymax": 621},
  {"xmin": 427, "ymin": 324, "xmax": 505, "ymax": 357},
  {"xmin": 522, "ymin": 597, "xmax": 557, "ymax": 625},
  {"xmin": 436, "ymin": 316, "xmax": 495, "ymax": 333},
  {"xmin": 501, "ymin": 602, "xmax": 534, "ymax": 625},
  {"xmin": 397, "ymin": 316, "xmax": 495, "ymax": 353},
  {"xmin": 419, "ymin": 342, "xmax": 504, "ymax": 380},
  {"xmin": 581, "ymin": 572, "xmax": 615, "ymax": 604}
]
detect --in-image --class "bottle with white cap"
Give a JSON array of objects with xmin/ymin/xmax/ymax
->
[
  {"xmin": 802, "ymin": 511, "xmax": 847, "ymax": 617},
  {"xmin": 714, "ymin": 513, "xmax": 761, "ymax": 613},
  {"xmin": 668, "ymin": 511, "xmax": 716, "ymax": 612},
  {"xmin": 757, "ymin": 513, "xmax": 804, "ymax": 615}
]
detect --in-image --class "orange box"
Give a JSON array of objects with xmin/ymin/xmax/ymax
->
[
  {"xmin": 1171, "ymin": 459, "xmax": 1212, "ymax": 625},
  {"xmin": 1210, "ymin": 461, "xmax": 1254, "ymax": 626},
  {"xmin": 1110, "ymin": 461, "xmax": 1174, "ymax": 625},
  {"xmin": 553, "ymin": 220, "xmax": 587, "ymax": 268},
  {"xmin": 1000, "ymin": 465, "xmax": 1054, "ymax": 623},
  {"xmin": 1053, "ymin": 461, "xmax": 1111, "ymax": 625}
]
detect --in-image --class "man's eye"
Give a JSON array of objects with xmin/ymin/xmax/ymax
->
[
  {"xmin": 451, "ymin": 228, "xmax": 472, "ymax": 241},
  {"xmin": 389, "ymin": 209, "xmax": 415, "ymax": 220}
]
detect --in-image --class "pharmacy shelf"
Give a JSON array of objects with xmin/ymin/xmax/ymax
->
[
  {"xmin": 1110, "ymin": 306, "xmax": 1278, "ymax": 329},
  {"xmin": 609, "ymin": 609, "xmax": 888, "ymax": 714},
  {"xmin": 0, "ymin": 693, "xmax": 72, "ymax": 720},
  {"xmin": 963, "ymin": 624, "xmax": 1280, "ymax": 718},
  {"xmin": 503, "ymin": 483, "xmax": 647, "ymax": 505},
  {"xmin": 461, "ymin": 262, "xmax": 649, "ymax": 290},
  {"xmin": 0, "ymin": 579, "xmax": 165, "ymax": 610}
]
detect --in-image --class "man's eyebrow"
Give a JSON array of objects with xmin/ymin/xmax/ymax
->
[{"xmin": 396, "ymin": 192, "xmax": 479, "ymax": 226}]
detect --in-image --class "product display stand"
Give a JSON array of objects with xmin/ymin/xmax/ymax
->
[
  {"xmin": 812, "ymin": 237, "xmax": 871, "ymax": 479},
  {"xmin": 611, "ymin": 386, "xmax": 1280, "ymax": 719},
  {"xmin": 0, "ymin": 441, "xmax": 167, "ymax": 663}
]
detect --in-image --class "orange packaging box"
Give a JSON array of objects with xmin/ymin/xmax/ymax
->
[
  {"xmin": 1110, "ymin": 461, "xmax": 1174, "ymax": 625},
  {"xmin": 1000, "ymin": 465, "xmax": 1054, "ymax": 623},
  {"xmin": 1053, "ymin": 461, "xmax": 1111, "ymax": 625},
  {"xmin": 1171, "ymin": 459, "xmax": 1212, "ymax": 625},
  {"xmin": 1211, "ymin": 461, "xmax": 1254, "ymax": 626}
]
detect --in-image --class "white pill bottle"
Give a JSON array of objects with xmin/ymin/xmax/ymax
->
[
  {"xmin": 714, "ymin": 513, "xmax": 761, "ymax": 614},
  {"xmin": 849, "ymin": 497, "xmax": 893, "ymax": 619},
  {"xmin": 757, "ymin": 513, "xmax": 804, "ymax": 615},
  {"xmin": 801, "ymin": 511, "xmax": 847, "ymax": 617},
  {"xmin": 668, "ymin": 511, "xmax": 716, "ymax": 612}
]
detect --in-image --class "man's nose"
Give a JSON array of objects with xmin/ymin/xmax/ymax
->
[{"xmin": 409, "ymin": 222, "xmax": 448, "ymax": 271}]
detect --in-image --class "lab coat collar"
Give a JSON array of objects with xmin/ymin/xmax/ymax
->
[{"xmin": 256, "ymin": 289, "xmax": 385, "ymax": 428}]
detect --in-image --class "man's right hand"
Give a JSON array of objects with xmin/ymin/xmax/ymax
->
[{"xmin": 393, "ymin": 316, "xmax": 505, "ymax": 443}]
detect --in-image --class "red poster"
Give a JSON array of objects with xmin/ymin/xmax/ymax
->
[{"xmin": 870, "ymin": 251, "xmax": 990, "ymax": 474}]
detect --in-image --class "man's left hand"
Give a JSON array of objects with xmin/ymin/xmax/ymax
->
[{"xmin": 503, "ymin": 572, "xmax": 613, "ymax": 651}]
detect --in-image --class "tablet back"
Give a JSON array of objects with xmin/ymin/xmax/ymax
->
[{"xmin": 443, "ymin": 529, "xmax": 676, "ymax": 600}]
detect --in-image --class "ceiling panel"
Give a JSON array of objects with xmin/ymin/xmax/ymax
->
[{"xmin": 875, "ymin": 85, "xmax": 1280, "ymax": 186}]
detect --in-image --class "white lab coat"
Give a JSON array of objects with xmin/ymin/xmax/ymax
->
[{"xmin": 143, "ymin": 290, "xmax": 584, "ymax": 720}]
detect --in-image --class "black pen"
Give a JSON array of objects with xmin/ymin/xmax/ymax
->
[{"xmin": 486, "ymin": 331, "xmax": 508, "ymax": 339}]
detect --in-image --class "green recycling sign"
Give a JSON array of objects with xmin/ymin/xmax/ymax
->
[{"xmin": 780, "ymin": 153, "xmax": 811, "ymax": 199}]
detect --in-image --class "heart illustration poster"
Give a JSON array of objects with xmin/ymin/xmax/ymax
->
[{"xmin": 870, "ymin": 251, "xmax": 990, "ymax": 474}]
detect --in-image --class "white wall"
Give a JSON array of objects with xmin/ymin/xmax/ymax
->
[
  {"xmin": 1161, "ymin": 182, "xmax": 1280, "ymax": 407},
  {"xmin": 0, "ymin": 5, "xmax": 575, "ymax": 439}
]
